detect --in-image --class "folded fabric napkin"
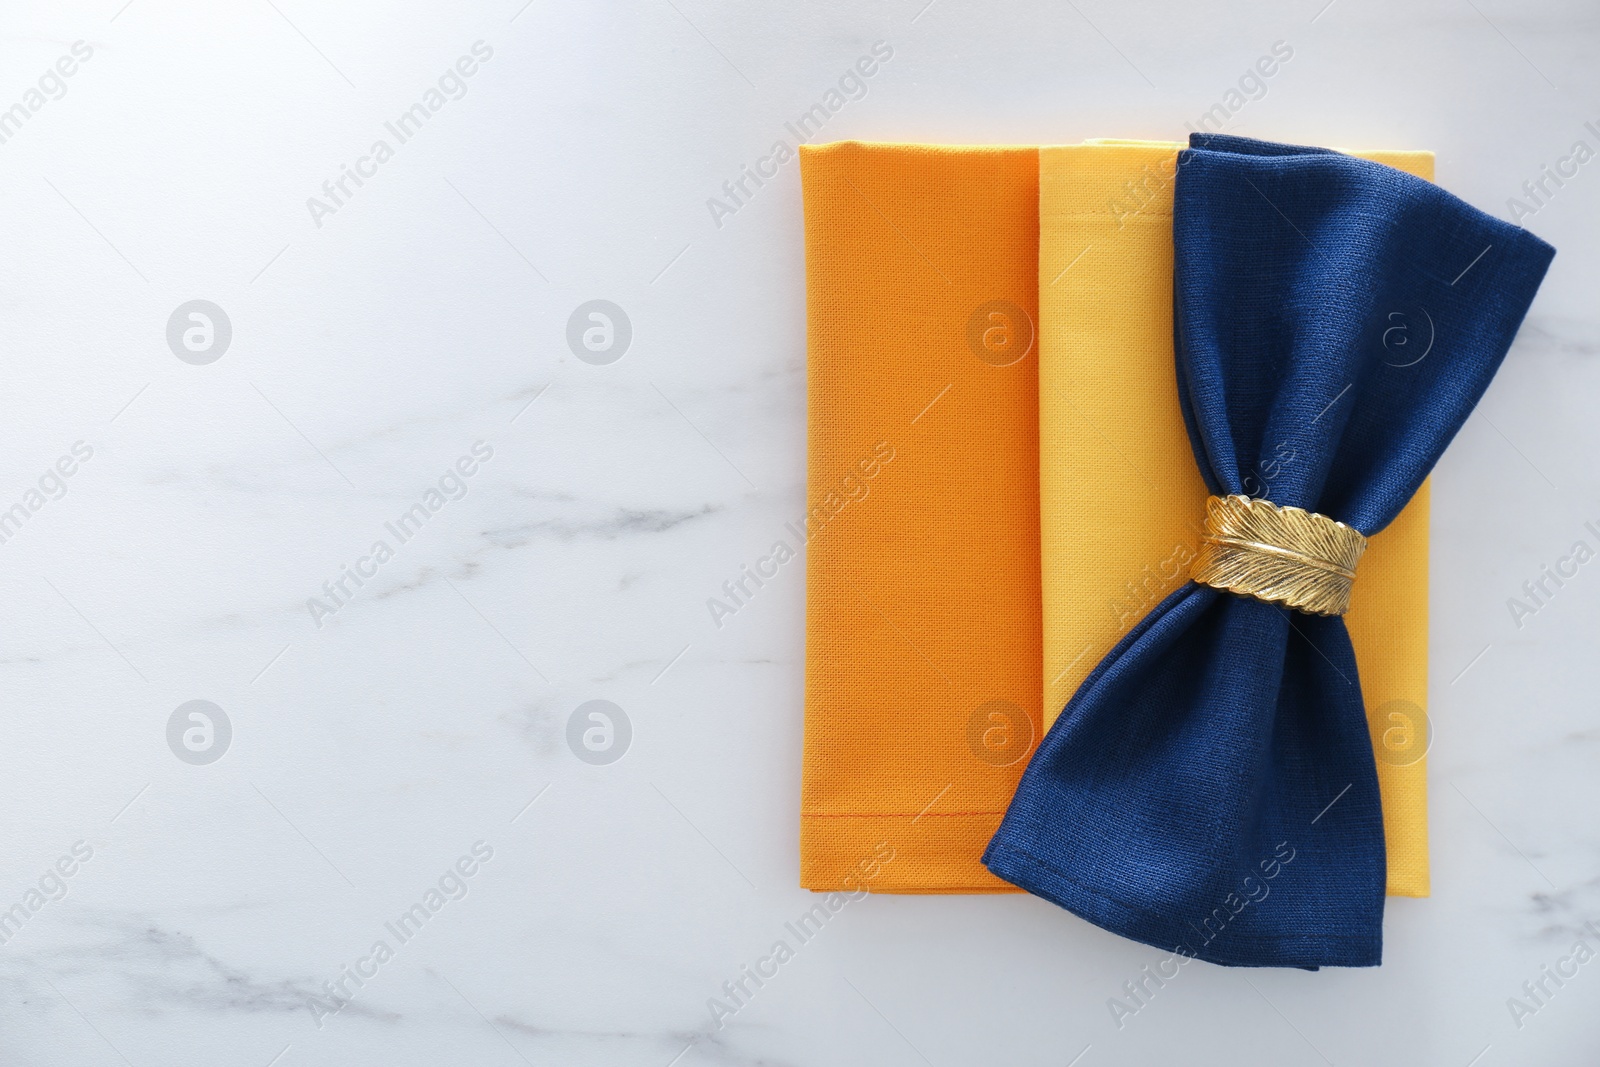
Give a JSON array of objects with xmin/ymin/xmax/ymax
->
[
  {"xmin": 986, "ymin": 134, "xmax": 1555, "ymax": 967},
  {"xmin": 1038, "ymin": 140, "xmax": 1436, "ymax": 898},
  {"xmin": 800, "ymin": 142, "xmax": 1040, "ymax": 893}
]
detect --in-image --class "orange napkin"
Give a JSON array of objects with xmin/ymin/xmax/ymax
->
[{"xmin": 800, "ymin": 142, "xmax": 1040, "ymax": 892}]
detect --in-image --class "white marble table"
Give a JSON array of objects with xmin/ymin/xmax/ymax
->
[{"xmin": 1, "ymin": 1, "xmax": 1596, "ymax": 1063}]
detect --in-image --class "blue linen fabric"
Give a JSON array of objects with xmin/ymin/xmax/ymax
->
[{"xmin": 985, "ymin": 134, "xmax": 1555, "ymax": 968}]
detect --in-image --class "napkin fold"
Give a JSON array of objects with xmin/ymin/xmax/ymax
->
[{"xmin": 986, "ymin": 135, "xmax": 1555, "ymax": 967}]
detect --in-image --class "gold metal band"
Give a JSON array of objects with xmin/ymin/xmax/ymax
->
[{"xmin": 1191, "ymin": 495, "xmax": 1368, "ymax": 617}]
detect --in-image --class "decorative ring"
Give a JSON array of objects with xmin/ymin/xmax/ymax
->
[{"xmin": 1191, "ymin": 495, "xmax": 1368, "ymax": 617}]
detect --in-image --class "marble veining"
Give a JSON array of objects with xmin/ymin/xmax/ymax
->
[{"xmin": 1, "ymin": 0, "xmax": 1597, "ymax": 1064}]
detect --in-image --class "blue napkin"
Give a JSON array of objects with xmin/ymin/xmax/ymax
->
[{"xmin": 985, "ymin": 134, "xmax": 1554, "ymax": 968}]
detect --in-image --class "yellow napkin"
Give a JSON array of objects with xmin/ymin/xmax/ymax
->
[{"xmin": 1039, "ymin": 140, "xmax": 1432, "ymax": 896}]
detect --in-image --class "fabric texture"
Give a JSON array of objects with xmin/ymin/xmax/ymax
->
[
  {"xmin": 1037, "ymin": 140, "xmax": 1435, "ymax": 897},
  {"xmin": 987, "ymin": 134, "xmax": 1555, "ymax": 966},
  {"xmin": 800, "ymin": 141, "xmax": 1040, "ymax": 893}
]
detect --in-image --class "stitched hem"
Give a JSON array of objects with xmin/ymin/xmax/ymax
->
[
  {"xmin": 802, "ymin": 810, "xmax": 1016, "ymax": 893},
  {"xmin": 801, "ymin": 811, "xmax": 1007, "ymax": 819}
]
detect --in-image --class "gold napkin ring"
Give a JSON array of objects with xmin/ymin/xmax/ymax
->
[{"xmin": 1191, "ymin": 495, "xmax": 1368, "ymax": 617}]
